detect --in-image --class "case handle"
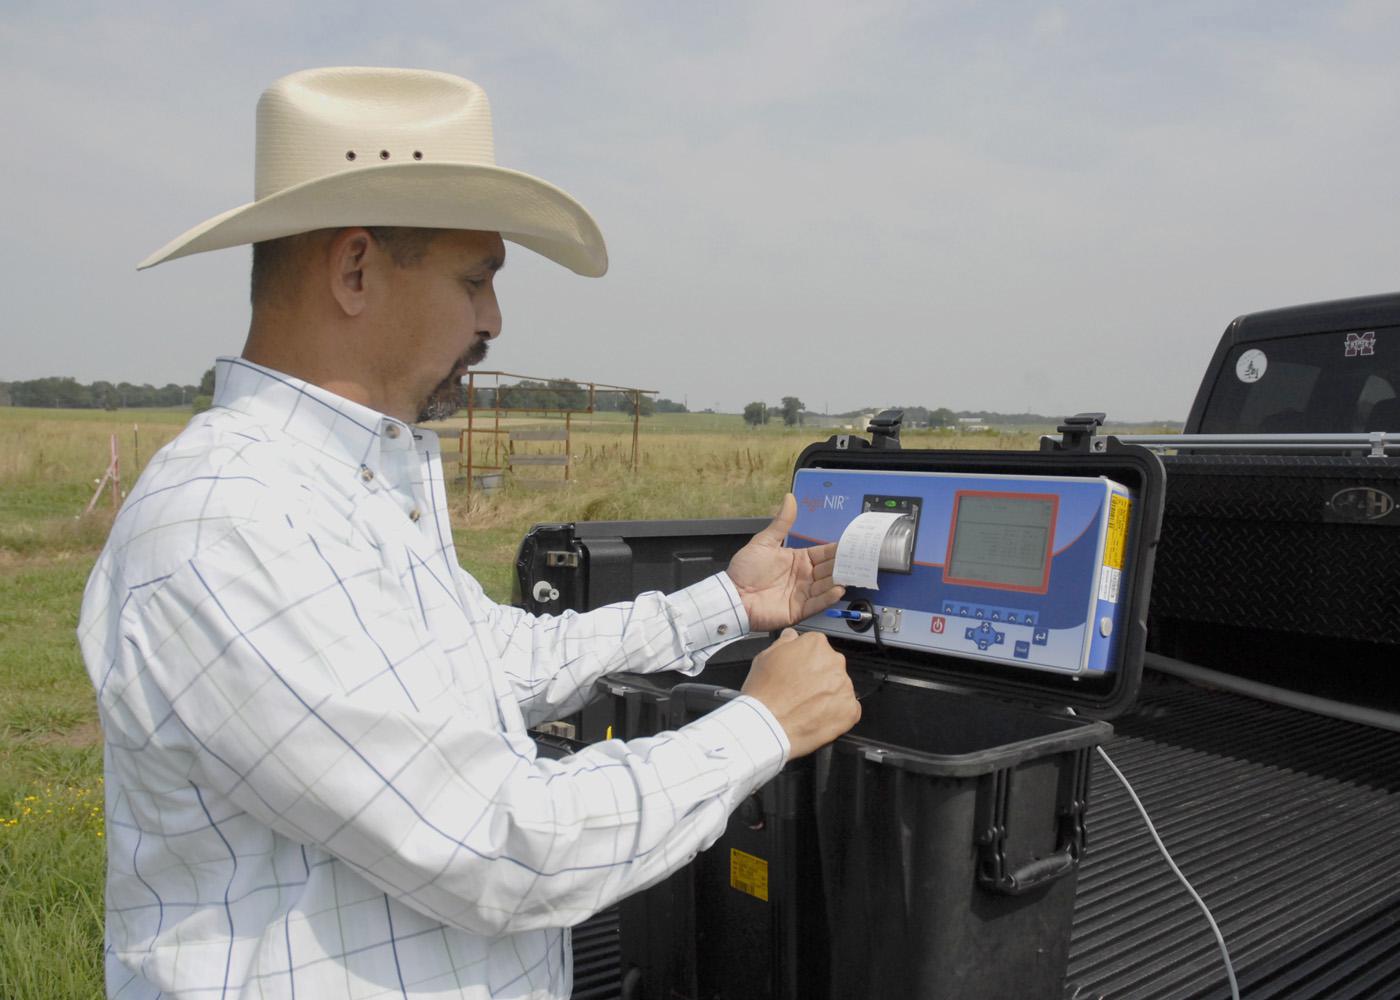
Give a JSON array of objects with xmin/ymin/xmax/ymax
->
[
  {"xmin": 976, "ymin": 751, "xmax": 1092, "ymax": 896},
  {"xmin": 982, "ymin": 845, "xmax": 1079, "ymax": 895}
]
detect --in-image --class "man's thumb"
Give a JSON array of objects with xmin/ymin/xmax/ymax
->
[{"xmin": 756, "ymin": 493, "xmax": 798, "ymax": 545}]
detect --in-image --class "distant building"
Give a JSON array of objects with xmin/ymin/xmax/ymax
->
[{"xmin": 802, "ymin": 413, "xmax": 858, "ymax": 430}]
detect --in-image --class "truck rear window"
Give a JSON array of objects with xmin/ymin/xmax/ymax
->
[{"xmin": 1198, "ymin": 326, "xmax": 1400, "ymax": 433}]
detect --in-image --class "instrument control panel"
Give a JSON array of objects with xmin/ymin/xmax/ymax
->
[{"xmin": 789, "ymin": 468, "xmax": 1135, "ymax": 675}]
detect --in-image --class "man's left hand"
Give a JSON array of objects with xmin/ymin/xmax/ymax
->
[{"xmin": 727, "ymin": 494, "xmax": 845, "ymax": 632}]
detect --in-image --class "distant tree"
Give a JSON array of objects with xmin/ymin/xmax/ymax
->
[
  {"xmin": 929, "ymin": 407, "xmax": 958, "ymax": 428},
  {"xmin": 743, "ymin": 402, "xmax": 768, "ymax": 427},
  {"xmin": 780, "ymin": 396, "xmax": 805, "ymax": 426},
  {"xmin": 198, "ymin": 367, "xmax": 216, "ymax": 396},
  {"xmin": 546, "ymin": 379, "xmax": 587, "ymax": 410},
  {"xmin": 654, "ymin": 397, "xmax": 688, "ymax": 413},
  {"xmin": 191, "ymin": 395, "xmax": 214, "ymax": 415}
]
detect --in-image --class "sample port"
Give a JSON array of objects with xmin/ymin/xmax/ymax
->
[{"xmin": 845, "ymin": 599, "xmax": 876, "ymax": 633}]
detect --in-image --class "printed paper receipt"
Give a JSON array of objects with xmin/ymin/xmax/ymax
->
[{"xmin": 832, "ymin": 511, "xmax": 908, "ymax": 589}]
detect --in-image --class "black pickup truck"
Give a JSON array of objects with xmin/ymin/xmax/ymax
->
[{"xmin": 524, "ymin": 292, "xmax": 1400, "ymax": 1000}]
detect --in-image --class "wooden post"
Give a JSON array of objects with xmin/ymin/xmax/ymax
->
[
  {"xmin": 565, "ymin": 411, "xmax": 572, "ymax": 482},
  {"xmin": 631, "ymin": 391, "xmax": 641, "ymax": 473},
  {"xmin": 493, "ymin": 377, "xmax": 502, "ymax": 469},
  {"xmin": 133, "ymin": 423, "xmax": 140, "ymax": 473},
  {"xmin": 85, "ymin": 433, "xmax": 122, "ymax": 515},
  {"xmin": 110, "ymin": 433, "xmax": 120, "ymax": 509},
  {"xmin": 466, "ymin": 372, "xmax": 476, "ymax": 494}
]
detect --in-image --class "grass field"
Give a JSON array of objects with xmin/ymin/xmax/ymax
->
[{"xmin": 0, "ymin": 403, "xmax": 1056, "ymax": 997}]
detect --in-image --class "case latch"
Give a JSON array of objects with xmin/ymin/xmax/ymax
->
[
  {"xmin": 1044, "ymin": 412, "xmax": 1107, "ymax": 454},
  {"xmin": 867, "ymin": 409, "xmax": 905, "ymax": 450}
]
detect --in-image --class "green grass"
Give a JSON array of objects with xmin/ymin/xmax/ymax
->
[{"xmin": 0, "ymin": 550, "xmax": 105, "ymax": 999}]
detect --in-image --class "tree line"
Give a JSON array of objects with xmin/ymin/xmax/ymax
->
[
  {"xmin": 470, "ymin": 379, "xmax": 687, "ymax": 417},
  {"xmin": 0, "ymin": 372, "xmax": 689, "ymax": 419},
  {"xmin": 741, "ymin": 400, "xmax": 964, "ymax": 428},
  {"xmin": 0, "ymin": 376, "xmax": 200, "ymax": 410}
]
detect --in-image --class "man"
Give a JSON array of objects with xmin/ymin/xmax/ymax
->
[{"xmin": 79, "ymin": 66, "xmax": 859, "ymax": 999}]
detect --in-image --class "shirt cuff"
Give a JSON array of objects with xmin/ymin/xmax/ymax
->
[
  {"xmin": 676, "ymin": 693, "xmax": 791, "ymax": 794},
  {"xmin": 668, "ymin": 572, "xmax": 750, "ymax": 655}
]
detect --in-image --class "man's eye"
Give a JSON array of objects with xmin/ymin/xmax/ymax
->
[{"xmin": 462, "ymin": 276, "xmax": 486, "ymax": 290}]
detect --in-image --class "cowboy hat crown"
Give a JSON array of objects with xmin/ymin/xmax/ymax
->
[{"xmin": 140, "ymin": 66, "xmax": 607, "ymax": 276}]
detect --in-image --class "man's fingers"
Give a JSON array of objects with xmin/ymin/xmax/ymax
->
[
  {"xmin": 753, "ymin": 493, "xmax": 798, "ymax": 547},
  {"xmin": 806, "ymin": 543, "xmax": 838, "ymax": 583},
  {"xmin": 799, "ymin": 586, "xmax": 846, "ymax": 620},
  {"xmin": 775, "ymin": 627, "xmax": 801, "ymax": 644}
]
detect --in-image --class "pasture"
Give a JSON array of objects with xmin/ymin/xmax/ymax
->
[{"xmin": 0, "ymin": 403, "xmax": 1051, "ymax": 997}]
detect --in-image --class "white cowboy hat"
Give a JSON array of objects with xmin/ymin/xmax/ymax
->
[{"xmin": 139, "ymin": 66, "xmax": 607, "ymax": 276}]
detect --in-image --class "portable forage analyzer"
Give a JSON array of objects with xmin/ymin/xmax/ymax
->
[{"xmin": 789, "ymin": 467, "xmax": 1136, "ymax": 675}]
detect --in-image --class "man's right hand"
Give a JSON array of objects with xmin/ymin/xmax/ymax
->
[{"xmin": 741, "ymin": 629, "xmax": 861, "ymax": 759}]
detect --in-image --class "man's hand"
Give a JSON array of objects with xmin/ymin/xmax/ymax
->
[
  {"xmin": 727, "ymin": 493, "xmax": 844, "ymax": 632},
  {"xmin": 742, "ymin": 629, "xmax": 860, "ymax": 758}
]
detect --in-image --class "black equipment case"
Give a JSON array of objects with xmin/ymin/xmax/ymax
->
[{"xmin": 521, "ymin": 415, "xmax": 1166, "ymax": 1000}]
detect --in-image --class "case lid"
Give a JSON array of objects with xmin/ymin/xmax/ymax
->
[{"xmin": 790, "ymin": 413, "xmax": 1165, "ymax": 720}]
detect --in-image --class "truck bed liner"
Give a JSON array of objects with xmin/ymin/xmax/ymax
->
[
  {"xmin": 1066, "ymin": 675, "xmax": 1400, "ymax": 999},
  {"xmin": 569, "ymin": 674, "xmax": 1400, "ymax": 999}
]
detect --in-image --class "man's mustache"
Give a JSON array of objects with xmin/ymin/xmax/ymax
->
[{"xmin": 462, "ymin": 338, "xmax": 490, "ymax": 368}]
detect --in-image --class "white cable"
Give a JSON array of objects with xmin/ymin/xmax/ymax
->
[{"xmin": 1095, "ymin": 744, "xmax": 1240, "ymax": 1000}]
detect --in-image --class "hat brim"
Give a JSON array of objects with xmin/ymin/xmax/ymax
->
[{"xmin": 138, "ymin": 161, "xmax": 607, "ymax": 276}]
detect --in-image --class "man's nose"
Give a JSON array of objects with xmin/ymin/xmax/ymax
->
[{"xmin": 478, "ymin": 284, "xmax": 503, "ymax": 340}]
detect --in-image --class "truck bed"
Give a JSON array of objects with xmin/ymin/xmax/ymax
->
[
  {"xmin": 570, "ymin": 673, "xmax": 1400, "ymax": 999},
  {"xmin": 1067, "ymin": 674, "xmax": 1400, "ymax": 998}
]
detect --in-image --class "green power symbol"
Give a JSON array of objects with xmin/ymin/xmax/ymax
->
[{"xmin": 885, "ymin": 500, "xmax": 898, "ymax": 508}]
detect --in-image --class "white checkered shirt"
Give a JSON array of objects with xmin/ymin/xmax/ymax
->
[{"xmin": 78, "ymin": 358, "xmax": 789, "ymax": 999}]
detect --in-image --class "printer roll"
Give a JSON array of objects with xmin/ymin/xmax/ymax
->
[{"xmin": 833, "ymin": 512, "xmax": 916, "ymax": 589}]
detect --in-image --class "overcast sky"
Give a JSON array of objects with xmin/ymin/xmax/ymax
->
[{"xmin": 4, "ymin": 1, "xmax": 1400, "ymax": 420}]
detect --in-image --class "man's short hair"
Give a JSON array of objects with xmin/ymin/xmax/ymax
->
[{"xmin": 250, "ymin": 227, "xmax": 439, "ymax": 308}]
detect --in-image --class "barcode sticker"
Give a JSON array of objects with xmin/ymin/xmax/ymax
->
[
  {"xmin": 730, "ymin": 848, "xmax": 769, "ymax": 902},
  {"xmin": 1099, "ymin": 565, "xmax": 1122, "ymax": 603}
]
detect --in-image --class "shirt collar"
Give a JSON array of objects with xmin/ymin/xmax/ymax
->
[{"xmin": 210, "ymin": 356, "xmax": 419, "ymax": 481}]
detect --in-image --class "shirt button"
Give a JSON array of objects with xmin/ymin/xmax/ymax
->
[
  {"xmin": 409, "ymin": 508, "xmax": 422, "ymax": 523},
  {"xmin": 717, "ymin": 624, "xmax": 729, "ymax": 636},
  {"xmin": 359, "ymin": 465, "xmax": 374, "ymax": 482},
  {"xmin": 385, "ymin": 424, "xmax": 401, "ymax": 440}
]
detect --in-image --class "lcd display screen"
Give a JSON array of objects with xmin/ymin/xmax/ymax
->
[{"xmin": 945, "ymin": 492, "xmax": 1057, "ymax": 592}]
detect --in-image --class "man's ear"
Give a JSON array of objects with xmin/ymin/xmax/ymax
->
[{"xmin": 327, "ymin": 228, "xmax": 374, "ymax": 318}]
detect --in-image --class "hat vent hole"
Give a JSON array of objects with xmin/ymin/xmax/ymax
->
[
  {"xmin": 379, "ymin": 149, "xmax": 390, "ymax": 160},
  {"xmin": 413, "ymin": 150, "xmax": 423, "ymax": 160},
  {"xmin": 345, "ymin": 150, "xmax": 356, "ymax": 161}
]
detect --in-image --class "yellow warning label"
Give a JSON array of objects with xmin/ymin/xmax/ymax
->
[
  {"xmin": 730, "ymin": 848, "xmax": 769, "ymax": 902},
  {"xmin": 1104, "ymin": 494, "xmax": 1132, "ymax": 571}
]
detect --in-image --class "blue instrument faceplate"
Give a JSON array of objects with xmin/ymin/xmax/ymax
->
[{"xmin": 790, "ymin": 468, "xmax": 1135, "ymax": 675}]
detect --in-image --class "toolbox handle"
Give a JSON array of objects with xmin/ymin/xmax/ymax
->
[
  {"xmin": 985, "ymin": 846, "xmax": 1078, "ymax": 895},
  {"xmin": 666, "ymin": 682, "xmax": 740, "ymax": 728}
]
